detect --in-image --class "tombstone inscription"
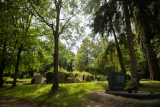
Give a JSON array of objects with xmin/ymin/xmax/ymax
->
[{"xmin": 108, "ymin": 72, "xmax": 126, "ymax": 91}]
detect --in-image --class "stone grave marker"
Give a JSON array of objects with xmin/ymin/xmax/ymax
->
[
  {"xmin": 58, "ymin": 72, "xmax": 65, "ymax": 83},
  {"xmin": 35, "ymin": 76, "xmax": 46, "ymax": 84},
  {"xmin": 108, "ymin": 72, "xmax": 126, "ymax": 91},
  {"xmin": 90, "ymin": 76, "xmax": 94, "ymax": 81},
  {"xmin": 77, "ymin": 74, "xmax": 83, "ymax": 81}
]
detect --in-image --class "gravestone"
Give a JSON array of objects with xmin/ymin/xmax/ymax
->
[
  {"xmin": 58, "ymin": 72, "xmax": 65, "ymax": 83},
  {"xmin": 108, "ymin": 72, "xmax": 126, "ymax": 91},
  {"xmin": 77, "ymin": 74, "xmax": 83, "ymax": 81},
  {"xmin": 35, "ymin": 76, "xmax": 45, "ymax": 84},
  {"xmin": 90, "ymin": 76, "xmax": 94, "ymax": 81}
]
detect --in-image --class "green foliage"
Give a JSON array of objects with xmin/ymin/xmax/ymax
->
[
  {"xmin": 31, "ymin": 78, "xmax": 35, "ymax": 84},
  {"xmin": 86, "ymin": 76, "xmax": 91, "ymax": 82},
  {"xmin": 45, "ymin": 68, "xmax": 54, "ymax": 84},
  {"xmin": 65, "ymin": 74, "xmax": 69, "ymax": 81},
  {"xmin": 97, "ymin": 77, "xmax": 100, "ymax": 81},
  {"xmin": 126, "ymin": 74, "xmax": 131, "ymax": 80},
  {"xmin": 126, "ymin": 78, "xmax": 138, "ymax": 89},
  {"xmin": 140, "ymin": 79, "xmax": 149, "ymax": 81},
  {"xmin": 82, "ymin": 80, "xmax": 86, "ymax": 83},
  {"xmin": 75, "ymin": 76, "xmax": 81, "ymax": 81}
]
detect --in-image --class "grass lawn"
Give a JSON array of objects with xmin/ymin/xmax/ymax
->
[
  {"xmin": 0, "ymin": 81, "xmax": 160, "ymax": 106},
  {"xmin": 0, "ymin": 82, "xmax": 108, "ymax": 106},
  {"xmin": 139, "ymin": 81, "xmax": 160, "ymax": 92}
]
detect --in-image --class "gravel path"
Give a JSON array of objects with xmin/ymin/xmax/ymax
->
[{"xmin": 1, "ymin": 92, "xmax": 160, "ymax": 107}]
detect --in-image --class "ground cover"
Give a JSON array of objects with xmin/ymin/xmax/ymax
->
[
  {"xmin": 0, "ymin": 82, "xmax": 108, "ymax": 106},
  {"xmin": 139, "ymin": 81, "xmax": 160, "ymax": 92},
  {"xmin": 0, "ymin": 81, "xmax": 160, "ymax": 107}
]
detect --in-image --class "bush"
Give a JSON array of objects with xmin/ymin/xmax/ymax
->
[
  {"xmin": 82, "ymin": 80, "xmax": 86, "ymax": 83},
  {"xmin": 31, "ymin": 78, "xmax": 35, "ymax": 84},
  {"xmin": 140, "ymin": 78, "xmax": 149, "ymax": 81},
  {"xmin": 75, "ymin": 76, "xmax": 81, "ymax": 81},
  {"xmin": 86, "ymin": 76, "xmax": 91, "ymax": 82},
  {"xmin": 90, "ymin": 76, "xmax": 94, "ymax": 81},
  {"xmin": 97, "ymin": 77, "xmax": 100, "ymax": 81},
  {"xmin": 65, "ymin": 74, "xmax": 69, "ymax": 81},
  {"xmin": 126, "ymin": 74, "xmax": 131, "ymax": 80},
  {"xmin": 46, "ymin": 72, "xmax": 54, "ymax": 84}
]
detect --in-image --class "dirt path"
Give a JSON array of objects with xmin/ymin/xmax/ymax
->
[{"xmin": 1, "ymin": 92, "xmax": 160, "ymax": 107}]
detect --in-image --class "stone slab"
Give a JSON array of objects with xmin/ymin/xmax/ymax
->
[
  {"xmin": 106, "ymin": 90, "xmax": 160, "ymax": 99},
  {"xmin": 108, "ymin": 72, "xmax": 126, "ymax": 91}
]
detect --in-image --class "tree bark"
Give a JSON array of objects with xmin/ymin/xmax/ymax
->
[
  {"xmin": 12, "ymin": 45, "xmax": 23, "ymax": 87},
  {"xmin": 112, "ymin": 28, "xmax": 126, "ymax": 75},
  {"xmin": 0, "ymin": 42, "xmax": 7, "ymax": 88},
  {"xmin": 52, "ymin": 2, "xmax": 61, "ymax": 90},
  {"xmin": 123, "ymin": 0, "xmax": 138, "ymax": 79},
  {"xmin": 145, "ymin": 43, "xmax": 160, "ymax": 80},
  {"xmin": 143, "ymin": 25, "xmax": 160, "ymax": 80}
]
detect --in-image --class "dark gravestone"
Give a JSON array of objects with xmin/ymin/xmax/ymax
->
[
  {"xmin": 108, "ymin": 72, "xmax": 126, "ymax": 91},
  {"xmin": 95, "ymin": 75, "xmax": 97, "ymax": 80},
  {"xmin": 90, "ymin": 76, "xmax": 94, "ymax": 80}
]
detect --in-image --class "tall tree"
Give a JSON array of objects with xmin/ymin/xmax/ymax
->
[
  {"xmin": 27, "ymin": 0, "xmax": 88, "ymax": 90},
  {"xmin": 132, "ymin": 0, "xmax": 160, "ymax": 80},
  {"xmin": 92, "ymin": 1, "xmax": 126, "ymax": 75},
  {"xmin": 0, "ymin": 0, "xmax": 21, "ymax": 88},
  {"xmin": 122, "ymin": 0, "xmax": 138, "ymax": 79}
]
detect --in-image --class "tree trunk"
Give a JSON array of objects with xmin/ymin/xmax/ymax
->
[
  {"xmin": 12, "ymin": 45, "xmax": 23, "ymax": 87},
  {"xmin": 123, "ymin": 0, "xmax": 138, "ymax": 79},
  {"xmin": 0, "ymin": 42, "xmax": 7, "ymax": 88},
  {"xmin": 0, "ymin": 67, "xmax": 5, "ymax": 88},
  {"xmin": 112, "ymin": 29, "xmax": 126, "ymax": 75},
  {"xmin": 51, "ymin": 3, "xmax": 61, "ymax": 90},
  {"xmin": 145, "ymin": 43, "xmax": 160, "ymax": 80},
  {"xmin": 52, "ymin": 35, "xmax": 59, "ymax": 90},
  {"xmin": 143, "ymin": 25, "xmax": 160, "ymax": 80}
]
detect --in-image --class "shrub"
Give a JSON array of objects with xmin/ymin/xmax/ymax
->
[
  {"xmin": 46, "ymin": 72, "xmax": 54, "ymax": 84},
  {"xmin": 97, "ymin": 77, "xmax": 100, "ymax": 81},
  {"xmin": 65, "ymin": 74, "xmax": 69, "ymax": 81},
  {"xmin": 90, "ymin": 76, "xmax": 94, "ymax": 81},
  {"xmin": 126, "ymin": 74, "xmax": 131, "ymax": 80},
  {"xmin": 75, "ymin": 76, "xmax": 81, "ymax": 81},
  {"xmin": 140, "ymin": 78, "xmax": 149, "ymax": 81},
  {"xmin": 86, "ymin": 76, "xmax": 91, "ymax": 82},
  {"xmin": 31, "ymin": 78, "xmax": 35, "ymax": 84},
  {"xmin": 82, "ymin": 80, "xmax": 86, "ymax": 83}
]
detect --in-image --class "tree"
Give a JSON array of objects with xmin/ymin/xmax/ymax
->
[
  {"xmin": 27, "ymin": 0, "xmax": 88, "ymax": 90},
  {"xmin": 122, "ymin": 0, "xmax": 138, "ymax": 79},
  {"xmin": 132, "ymin": 0, "xmax": 160, "ymax": 80},
  {"xmin": 92, "ymin": 1, "xmax": 126, "ymax": 75},
  {"xmin": 0, "ymin": 0, "xmax": 21, "ymax": 88}
]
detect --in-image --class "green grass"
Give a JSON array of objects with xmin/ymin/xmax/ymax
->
[
  {"xmin": 138, "ymin": 81, "xmax": 160, "ymax": 92},
  {"xmin": 0, "ymin": 81, "xmax": 109, "ymax": 106},
  {"xmin": 1, "ymin": 81, "xmax": 160, "ymax": 106}
]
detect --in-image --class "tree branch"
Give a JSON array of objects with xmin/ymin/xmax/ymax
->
[
  {"xmin": 26, "ymin": 1, "xmax": 56, "ymax": 34},
  {"xmin": 59, "ymin": 2, "xmax": 87, "ymax": 35}
]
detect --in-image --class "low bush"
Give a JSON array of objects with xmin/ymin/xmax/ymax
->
[
  {"xmin": 31, "ymin": 78, "xmax": 35, "ymax": 84},
  {"xmin": 86, "ymin": 76, "xmax": 91, "ymax": 82},
  {"xmin": 65, "ymin": 74, "xmax": 69, "ymax": 81},
  {"xmin": 140, "ymin": 78, "xmax": 149, "ymax": 81},
  {"xmin": 46, "ymin": 72, "xmax": 54, "ymax": 84},
  {"xmin": 126, "ymin": 74, "xmax": 131, "ymax": 80},
  {"xmin": 75, "ymin": 76, "xmax": 81, "ymax": 81},
  {"xmin": 97, "ymin": 77, "xmax": 100, "ymax": 81}
]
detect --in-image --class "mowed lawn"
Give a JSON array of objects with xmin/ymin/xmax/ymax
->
[
  {"xmin": 0, "ymin": 81, "xmax": 160, "ymax": 106},
  {"xmin": 0, "ymin": 82, "xmax": 109, "ymax": 106}
]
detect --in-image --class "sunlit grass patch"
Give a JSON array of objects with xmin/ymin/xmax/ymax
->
[
  {"xmin": 139, "ymin": 81, "xmax": 160, "ymax": 92},
  {"xmin": 0, "ymin": 82, "xmax": 108, "ymax": 106}
]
